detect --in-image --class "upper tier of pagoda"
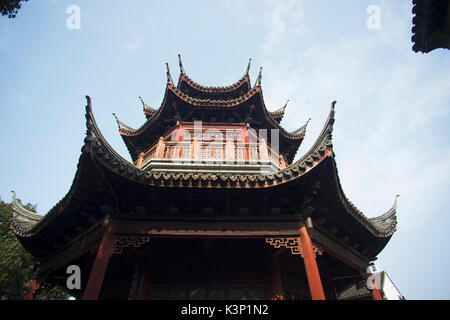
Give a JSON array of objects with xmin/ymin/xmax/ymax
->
[{"xmin": 114, "ymin": 56, "xmax": 302, "ymax": 163}]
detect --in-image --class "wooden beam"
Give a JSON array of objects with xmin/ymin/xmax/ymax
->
[
  {"xmin": 308, "ymin": 227, "xmax": 369, "ymax": 271},
  {"xmin": 38, "ymin": 218, "xmax": 109, "ymax": 275}
]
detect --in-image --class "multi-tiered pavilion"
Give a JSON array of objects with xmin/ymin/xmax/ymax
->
[{"xmin": 11, "ymin": 56, "xmax": 397, "ymax": 300}]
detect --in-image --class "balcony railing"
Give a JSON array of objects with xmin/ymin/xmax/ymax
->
[{"xmin": 135, "ymin": 138, "xmax": 286, "ymax": 169}]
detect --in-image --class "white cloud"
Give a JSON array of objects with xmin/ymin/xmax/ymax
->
[
  {"xmin": 261, "ymin": 0, "xmax": 305, "ymax": 55},
  {"xmin": 225, "ymin": 0, "xmax": 450, "ymax": 234},
  {"xmin": 125, "ymin": 36, "xmax": 144, "ymax": 51}
]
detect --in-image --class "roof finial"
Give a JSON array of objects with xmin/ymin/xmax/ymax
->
[
  {"xmin": 245, "ymin": 58, "xmax": 252, "ymax": 76},
  {"xmin": 178, "ymin": 54, "xmax": 186, "ymax": 76},
  {"xmin": 254, "ymin": 66, "xmax": 262, "ymax": 87},
  {"xmin": 139, "ymin": 96, "xmax": 157, "ymax": 115},
  {"xmin": 283, "ymin": 99, "xmax": 290, "ymax": 111},
  {"xmin": 166, "ymin": 62, "xmax": 174, "ymax": 85},
  {"xmin": 85, "ymin": 95, "xmax": 92, "ymax": 113},
  {"xmin": 394, "ymin": 194, "xmax": 400, "ymax": 207},
  {"xmin": 293, "ymin": 117, "xmax": 311, "ymax": 136},
  {"xmin": 112, "ymin": 112, "xmax": 121, "ymax": 129}
]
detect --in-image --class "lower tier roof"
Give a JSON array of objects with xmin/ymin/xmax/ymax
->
[{"xmin": 10, "ymin": 96, "xmax": 397, "ymax": 262}]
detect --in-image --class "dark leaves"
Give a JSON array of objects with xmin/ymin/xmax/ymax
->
[{"xmin": 1, "ymin": 0, "xmax": 29, "ymax": 19}]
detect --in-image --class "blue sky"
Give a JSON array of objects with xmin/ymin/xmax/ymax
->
[{"xmin": 1, "ymin": 0, "xmax": 449, "ymax": 299}]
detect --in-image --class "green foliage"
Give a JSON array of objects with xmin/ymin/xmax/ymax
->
[
  {"xmin": 0, "ymin": 197, "xmax": 69, "ymax": 300},
  {"xmin": 1, "ymin": 0, "xmax": 29, "ymax": 19}
]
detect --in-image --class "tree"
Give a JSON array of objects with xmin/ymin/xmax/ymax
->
[
  {"xmin": 0, "ymin": 197, "xmax": 69, "ymax": 300},
  {"xmin": 1, "ymin": 0, "xmax": 29, "ymax": 19}
]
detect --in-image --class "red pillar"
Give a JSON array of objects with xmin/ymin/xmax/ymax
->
[
  {"xmin": 371, "ymin": 279, "xmax": 383, "ymax": 300},
  {"xmin": 24, "ymin": 279, "xmax": 40, "ymax": 300},
  {"xmin": 82, "ymin": 221, "xmax": 115, "ymax": 300},
  {"xmin": 243, "ymin": 126, "xmax": 249, "ymax": 160},
  {"xmin": 263, "ymin": 251, "xmax": 284, "ymax": 300},
  {"xmin": 138, "ymin": 263, "xmax": 152, "ymax": 300},
  {"xmin": 299, "ymin": 226, "xmax": 326, "ymax": 300}
]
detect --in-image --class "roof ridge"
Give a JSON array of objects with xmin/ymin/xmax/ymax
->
[
  {"xmin": 177, "ymin": 57, "xmax": 252, "ymax": 93},
  {"xmin": 171, "ymin": 83, "xmax": 258, "ymax": 106}
]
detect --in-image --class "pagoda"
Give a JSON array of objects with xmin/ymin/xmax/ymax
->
[
  {"xmin": 10, "ymin": 56, "xmax": 398, "ymax": 300},
  {"xmin": 412, "ymin": 0, "xmax": 450, "ymax": 53}
]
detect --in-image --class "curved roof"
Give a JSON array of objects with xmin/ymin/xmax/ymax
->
[
  {"xmin": 176, "ymin": 55, "xmax": 252, "ymax": 98},
  {"xmin": 10, "ymin": 191, "xmax": 43, "ymax": 233},
  {"xmin": 10, "ymin": 97, "xmax": 397, "ymax": 260},
  {"xmin": 139, "ymin": 96, "xmax": 158, "ymax": 118},
  {"xmin": 269, "ymin": 100, "xmax": 289, "ymax": 123},
  {"xmin": 116, "ymin": 82, "xmax": 308, "ymax": 163}
]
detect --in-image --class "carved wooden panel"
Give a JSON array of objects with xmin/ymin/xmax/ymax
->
[
  {"xmin": 265, "ymin": 237, "xmax": 323, "ymax": 258},
  {"xmin": 266, "ymin": 237, "xmax": 302, "ymax": 255},
  {"xmin": 113, "ymin": 235, "xmax": 150, "ymax": 254}
]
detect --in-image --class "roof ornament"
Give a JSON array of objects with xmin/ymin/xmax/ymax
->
[
  {"xmin": 244, "ymin": 58, "xmax": 251, "ymax": 76},
  {"xmin": 269, "ymin": 100, "xmax": 289, "ymax": 122},
  {"xmin": 85, "ymin": 95, "xmax": 92, "ymax": 113},
  {"xmin": 254, "ymin": 67, "xmax": 263, "ymax": 87},
  {"xmin": 178, "ymin": 54, "xmax": 186, "ymax": 76},
  {"xmin": 112, "ymin": 113, "xmax": 121, "ymax": 129},
  {"xmin": 10, "ymin": 191, "xmax": 42, "ymax": 224},
  {"xmin": 112, "ymin": 113, "xmax": 137, "ymax": 133},
  {"xmin": 276, "ymin": 100, "xmax": 289, "ymax": 114},
  {"xmin": 139, "ymin": 96, "xmax": 147, "ymax": 109},
  {"xmin": 367, "ymin": 194, "xmax": 399, "ymax": 234},
  {"xmin": 291, "ymin": 117, "xmax": 311, "ymax": 136},
  {"xmin": 139, "ymin": 96, "xmax": 157, "ymax": 114},
  {"xmin": 166, "ymin": 62, "xmax": 174, "ymax": 85},
  {"xmin": 283, "ymin": 99, "xmax": 289, "ymax": 111}
]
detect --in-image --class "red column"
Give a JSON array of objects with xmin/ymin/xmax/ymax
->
[
  {"xmin": 371, "ymin": 279, "xmax": 383, "ymax": 300},
  {"xmin": 24, "ymin": 279, "xmax": 40, "ymax": 300},
  {"xmin": 82, "ymin": 221, "xmax": 115, "ymax": 300},
  {"xmin": 138, "ymin": 261, "xmax": 152, "ymax": 300},
  {"xmin": 263, "ymin": 251, "xmax": 284, "ymax": 300},
  {"xmin": 243, "ymin": 126, "xmax": 249, "ymax": 160},
  {"xmin": 299, "ymin": 226, "xmax": 326, "ymax": 300}
]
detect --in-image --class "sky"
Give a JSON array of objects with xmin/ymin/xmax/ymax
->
[{"xmin": 0, "ymin": 0, "xmax": 449, "ymax": 300}]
